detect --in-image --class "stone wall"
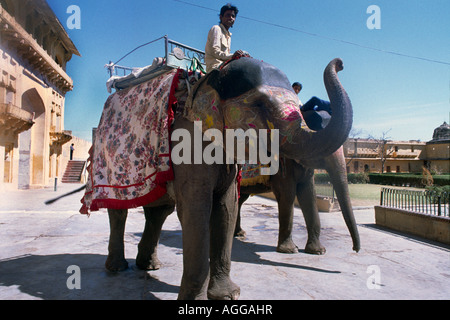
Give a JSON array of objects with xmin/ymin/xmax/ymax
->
[{"xmin": 375, "ymin": 206, "xmax": 450, "ymax": 245}]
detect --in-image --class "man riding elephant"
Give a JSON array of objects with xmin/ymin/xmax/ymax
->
[{"xmin": 205, "ymin": 3, "xmax": 245, "ymax": 72}]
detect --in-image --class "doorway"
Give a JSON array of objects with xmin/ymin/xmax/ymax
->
[{"xmin": 18, "ymin": 89, "xmax": 46, "ymax": 189}]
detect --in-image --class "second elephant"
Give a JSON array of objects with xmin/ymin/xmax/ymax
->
[{"xmin": 236, "ymin": 147, "xmax": 361, "ymax": 254}]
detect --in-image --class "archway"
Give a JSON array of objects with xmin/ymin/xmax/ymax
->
[{"xmin": 18, "ymin": 88, "xmax": 46, "ymax": 189}]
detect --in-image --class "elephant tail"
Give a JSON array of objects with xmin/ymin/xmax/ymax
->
[{"xmin": 45, "ymin": 184, "xmax": 87, "ymax": 205}]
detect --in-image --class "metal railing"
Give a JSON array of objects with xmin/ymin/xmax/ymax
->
[
  {"xmin": 164, "ymin": 36, "xmax": 205, "ymax": 69},
  {"xmin": 380, "ymin": 187, "xmax": 450, "ymax": 217},
  {"xmin": 107, "ymin": 64, "xmax": 135, "ymax": 77},
  {"xmin": 106, "ymin": 35, "xmax": 206, "ymax": 77}
]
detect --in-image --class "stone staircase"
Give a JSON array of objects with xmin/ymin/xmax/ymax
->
[{"xmin": 62, "ymin": 160, "xmax": 86, "ymax": 183}]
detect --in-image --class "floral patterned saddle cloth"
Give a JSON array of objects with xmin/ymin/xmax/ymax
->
[{"xmin": 80, "ymin": 69, "xmax": 182, "ymax": 214}]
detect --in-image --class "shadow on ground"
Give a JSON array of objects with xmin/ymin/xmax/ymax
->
[
  {"xmin": 0, "ymin": 253, "xmax": 178, "ymax": 300},
  {"xmin": 156, "ymin": 229, "xmax": 341, "ymax": 274}
]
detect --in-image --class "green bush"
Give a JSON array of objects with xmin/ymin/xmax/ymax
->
[
  {"xmin": 348, "ymin": 172, "xmax": 370, "ymax": 184},
  {"xmin": 314, "ymin": 173, "xmax": 331, "ymax": 184},
  {"xmin": 368, "ymin": 173, "xmax": 450, "ymax": 187},
  {"xmin": 433, "ymin": 175, "xmax": 450, "ymax": 186},
  {"xmin": 314, "ymin": 172, "xmax": 369, "ymax": 184},
  {"xmin": 314, "ymin": 172, "xmax": 449, "ymax": 187},
  {"xmin": 426, "ymin": 185, "xmax": 450, "ymax": 193}
]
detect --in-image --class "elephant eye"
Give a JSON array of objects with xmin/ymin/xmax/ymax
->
[
  {"xmin": 254, "ymin": 100, "xmax": 265, "ymax": 109},
  {"xmin": 254, "ymin": 96, "xmax": 272, "ymax": 109}
]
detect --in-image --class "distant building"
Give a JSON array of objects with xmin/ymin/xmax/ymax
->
[
  {"xmin": 344, "ymin": 122, "xmax": 450, "ymax": 174},
  {"xmin": 0, "ymin": 0, "xmax": 87, "ymax": 190},
  {"xmin": 425, "ymin": 122, "xmax": 450, "ymax": 174}
]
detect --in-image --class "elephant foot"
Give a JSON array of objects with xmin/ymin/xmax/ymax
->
[
  {"xmin": 208, "ymin": 277, "xmax": 240, "ymax": 300},
  {"xmin": 136, "ymin": 252, "xmax": 162, "ymax": 271},
  {"xmin": 276, "ymin": 239, "xmax": 299, "ymax": 254},
  {"xmin": 105, "ymin": 255, "xmax": 129, "ymax": 272},
  {"xmin": 305, "ymin": 240, "xmax": 326, "ymax": 255},
  {"xmin": 234, "ymin": 227, "xmax": 246, "ymax": 238}
]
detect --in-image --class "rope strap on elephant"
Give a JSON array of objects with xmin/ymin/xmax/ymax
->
[{"xmin": 80, "ymin": 69, "xmax": 183, "ymax": 214}]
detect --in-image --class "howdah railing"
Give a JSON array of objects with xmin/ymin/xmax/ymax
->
[
  {"xmin": 106, "ymin": 35, "xmax": 206, "ymax": 77},
  {"xmin": 380, "ymin": 187, "xmax": 449, "ymax": 217}
]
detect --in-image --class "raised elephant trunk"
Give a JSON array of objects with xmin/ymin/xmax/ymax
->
[{"xmin": 281, "ymin": 58, "xmax": 353, "ymax": 161}]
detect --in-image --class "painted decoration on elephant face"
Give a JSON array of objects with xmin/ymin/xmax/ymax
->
[
  {"xmin": 185, "ymin": 85, "xmax": 224, "ymax": 133},
  {"xmin": 185, "ymin": 83, "xmax": 309, "ymax": 147},
  {"xmin": 224, "ymin": 85, "xmax": 308, "ymax": 145},
  {"xmin": 222, "ymin": 89, "xmax": 261, "ymax": 131},
  {"xmin": 267, "ymin": 86, "xmax": 310, "ymax": 145},
  {"xmin": 228, "ymin": 85, "xmax": 310, "ymax": 187}
]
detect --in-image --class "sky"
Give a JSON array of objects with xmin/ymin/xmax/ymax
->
[{"xmin": 47, "ymin": 0, "xmax": 450, "ymax": 143}]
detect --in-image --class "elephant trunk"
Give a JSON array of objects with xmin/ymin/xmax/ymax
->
[
  {"xmin": 281, "ymin": 58, "xmax": 353, "ymax": 161},
  {"xmin": 323, "ymin": 148, "xmax": 360, "ymax": 252}
]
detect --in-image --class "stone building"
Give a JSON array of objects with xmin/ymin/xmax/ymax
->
[
  {"xmin": 425, "ymin": 122, "xmax": 450, "ymax": 174},
  {"xmin": 0, "ymin": 0, "xmax": 84, "ymax": 190},
  {"xmin": 344, "ymin": 122, "xmax": 450, "ymax": 174}
]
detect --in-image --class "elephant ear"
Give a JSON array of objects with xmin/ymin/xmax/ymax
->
[{"xmin": 183, "ymin": 70, "xmax": 224, "ymax": 134}]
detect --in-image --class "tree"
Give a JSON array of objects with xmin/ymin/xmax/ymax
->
[
  {"xmin": 345, "ymin": 128, "xmax": 364, "ymax": 169},
  {"xmin": 368, "ymin": 129, "xmax": 393, "ymax": 174}
]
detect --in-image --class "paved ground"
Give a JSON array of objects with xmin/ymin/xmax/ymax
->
[{"xmin": 0, "ymin": 183, "xmax": 449, "ymax": 300}]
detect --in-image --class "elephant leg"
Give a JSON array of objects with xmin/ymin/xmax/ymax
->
[
  {"xmin": 172, "ymin": 117, "xmax": 213, "ymax": 299},
  {"xmin": 105, "ymin": 209, "xmax": 129, "ymax": 272},
  {"xmin": 234, "ymin": 193, "xmax": 250, "ymax": 238},
  {"xmin": 136, "ymin": 204, "xmax": 174, "ymax": 270},
  {"xmin": 296, "ymin": 173, "xmax": 326, "ymax": 255},
  {"xmin": 208, "ymin": 178, "xmax": 240, "ymax": 300},
  {"xmin": 272, "ymin": 178, "xmax": 298, "ymax": 253},
  {"xmin": 176, "ymin": 178, "xmax": 213, "ymax": 299}
]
